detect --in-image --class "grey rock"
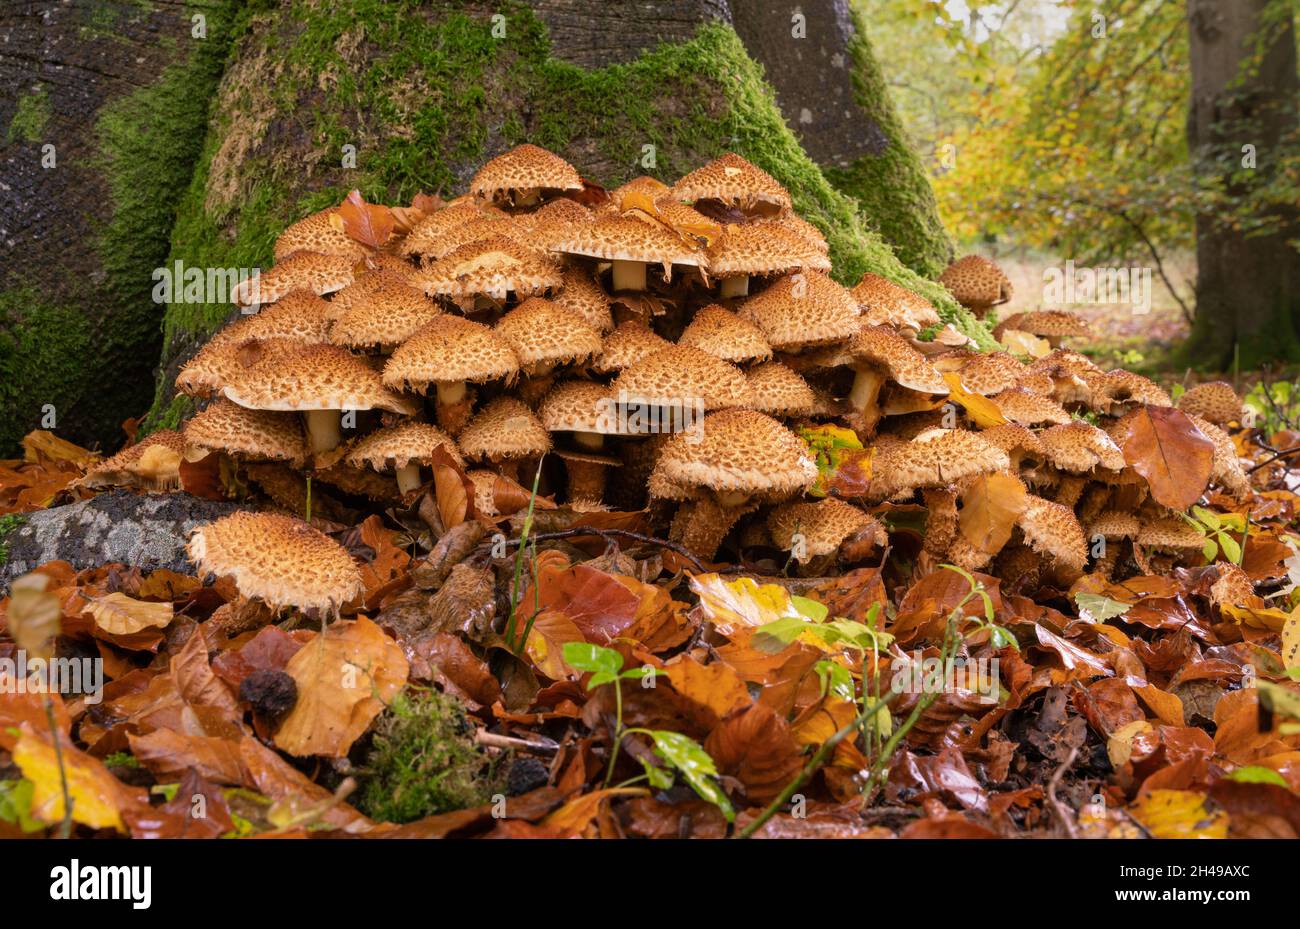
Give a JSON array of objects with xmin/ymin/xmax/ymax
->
[{"xmin": 0, "ymin": 491, "xmax": 244, "ymax": 590}]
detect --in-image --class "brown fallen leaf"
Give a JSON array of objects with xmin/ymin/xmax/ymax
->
[
  {"xmin": 82, "ymin": 592, "xmax": 174, "ymax": 636},
  {"xmin": 1121, "ymin": 405, "xmax": 1214, "ymax": 510},
  {"xmin": 958, "ymin": 472, "xmax": 1028, "ymax": 554}
]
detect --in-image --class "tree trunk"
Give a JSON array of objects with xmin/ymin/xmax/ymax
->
[
  {"xmin": 0, "ymin": 0, "xmax": 238, "ymax": 456},
  {"xmin": 1183, "ymin": 0, "xmax": 1300, "ymax": 370}
]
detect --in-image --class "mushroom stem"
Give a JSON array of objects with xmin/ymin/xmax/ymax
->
[
  {"xmin": 847, "ymin": 367, "xmax": 887, "ymax": 436},
  {"xmin": 304, "ymin": 410, "xmax": 342, "ymax": 454},
  {"xmin": 435, "ymin": 381, "xmax": 473, "ymax": 436},
  {"xmin": 670, "ymin": 498, "xmax": 744, "ymax": 561},
  {"xmin": 565, "ymin": 459, "xmax": 607, "ymax": 505},
  {"xmin": 574, "ymin": 431, "xmax": 604, "ymax": 452},
  {"xmin": 514, "ymin": 188, "xmax": 542, "ymax": 209},
  {"xmin": 395, "ymin": 464, "xmax": 423, "ymax": 495},
  {"xmin": 611, "ymin": 260, "xmax": 647, "ymax": 293},
  {"xmin": 719, "ymin": 275, "xmax": 749, "ymax": 299},
  {"xmin": 715, "ymin": 491, "xmax": 751, "ymax": 509}
]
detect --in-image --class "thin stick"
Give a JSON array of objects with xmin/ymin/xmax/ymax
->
[
  {"xmin": 1047, "ymin": 744, "xmax": 1081, "ymax": 839},
  {"xmin": 43, "ymin": 691, "xmax": 74, "ymax": 839},
  {"xmin": 491, "ymin": 526, "xmax": 722, "ymax": 574}
]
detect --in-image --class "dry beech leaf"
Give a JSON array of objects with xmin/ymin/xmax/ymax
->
[
  {"xmin": 331, "ymin": 189, "xmax": 394, "ymax": 249},
  {"xmin": 942, "ymin": 372, "xmax": 1008, "ymax": 427},
  {"xmin": 12, "ymin": 727, "xmax": 143, "ymax": 833},
  {"xmin": 83, "ymin": 592, "xmax": 174, "ymax": 636},
  {"xmin": 1121, "ymin": 405, "xmax": 1215, "ymax": 510},
  {"xmin": 958, "ymin": 472, "xmax": 1027, "ymax": 554},
  {"xmin": 274, "ymin": 616, "xmax": 409, "ymax": 757},
  {"xmin": 6, "ymin": 572, "xmax": 62, "ymax": 657},
  {"xmin": 1128, "ymin": 788, "xmax": 1229, "ymax": 839}
]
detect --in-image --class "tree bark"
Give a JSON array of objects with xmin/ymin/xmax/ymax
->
[{"xmin": 1183, "ymin": 0, "xmax": 1300, "ymax": 370}]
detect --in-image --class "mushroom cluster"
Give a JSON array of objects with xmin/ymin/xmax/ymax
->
[{"xmin": 170, "ymin": 143, "xmax": 1250, "ymax": 592}]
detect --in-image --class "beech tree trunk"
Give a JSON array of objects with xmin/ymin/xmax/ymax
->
[{"xmin": 1184, "ymin": 0, "xmax": 1300, "ymax": 369}]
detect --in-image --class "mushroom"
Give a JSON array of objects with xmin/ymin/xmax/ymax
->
[
  {"xmin": 979, "ymin": 423, "xmax": 1046, "ymax": 472},
  {"xmin": 938, "ymin": 255, "xmax": 1013, "ymax": 318},
  {"xmin": 382, "ymin": 316, "xmax": 520, "ymax": 437},
  {"xmin": 993, "ymin": 310, "xmax": 1093, "ymax": 348},
  {"xmin": 539, "ymin": 380, "xmax": 622, "ymax": 506},
  {"xmin": 232, "ymin": 252, "xmax": 356, "ymax": 308},
  {"xmin": 187, "ymin": 512, "xmax": 363, "ymax": 617},
  {"xmin": 458, "ymin": 397, "xmax": 552, "ymax": 482},
  {"xmin": 705, "ymin": 220, "xmax": 829, "ymax": 298},
  {"xmin": 768, "ymin": 498, "xmax": 885, "ymax": 575},
  {"xmin": 1135, "ymin": 515, "xmax": 1207, "ymax": 573},
  {"xmin": 551, "ymin": 267, "xmax": 615, "ymax": 334},
  {"xmin": 850, "ymin": 272, "xmax": 942, "ymax": 335},
  {"xmin": 649, "ymin": 409, "xmax": 817, "ymax": 559},
  {"xmin": 469, "ymin": 143, "xmax": 583, "ymax": 209},
  {"xmin": 867, "ymin": 429, "xmax": 1010, "ymax": 502},
  {"xmin": 329, "ymin": 275, "xmax": 444, "ymax": 352},
  {"xmin": 1038, "ymin": 421, "xmax": 1126, "ymax": 475},
  {"xmin": 551, "ymin": 214, "xmax": 703, "ymax": 293},
  {"xmin": 745, "ymin": 362, "xmax": 817, "ymax": 418},
  {"xmin": 988, "ymin": 387, "xmax": 1072, "ymax": 427},
  {"xmin": 412, "ymin": 235, "xmax": 562, "ymax": 311},
  {"xmin": 737, "ymin": 271, "xmax": 860, "ymax": 353},
  {"xmin": 399, "ymin": 201, "xmax": 507, "ymax": 261},
  {"xmin": 211, "ymin": 290, "xmax": 334, "ymax": 345},
  {"xmin": 1027, "ymin": 349, "xmax": 1110, "ymax": 409},
  {"xmin": 949, "ymin": 350, "xmax": 1047, "ymax": 397},
  {"xmin": 810, "ymin": 325, "xmax": 948, "ymax": 437},
  {"xmin": 222, "ymin": 341, "xmax": 417, "ymax": 455},
  {"xmin": 518, "ymin": 197, "xmax": 595, "ymax": 252},
  {"xmin": 494, "ymin": 297, "xmax": 602, "ymax": 378},
  {"xmin": 273, "ymin": 208, "xmax": 368, "ymax": 262},
  {"xmin": 670, "ymin": 152, "xmax": 793, "ymax": 218},
  {"xmin": 182, "ymin": 398, "xmax": 307, "ymax": 468},
  {"xmin": 1086, "ymin": 510, "xmax": 1141, "ymax": 579},
  {"xmin": 1019, "ymin": 495, "xmax": 1088, "ymax": 575},
  {"xmin": 1177, "ymin": 381, "xmax": 1244, "ymax": 426},
  {"xmin": 77, "ymin": 430, "xmax": 185, "ymax": 492},
  {"xmin": 346, "ymin": 421, "xmax": 464, "ymax": 495},
  {"xmin": 677, "ymin": 305, "xmax": 772, "ymax": 365},
  {"xmin": 611, "ymin": 345, "xmax": 752, "ymax": 419},
  {"xmin": 591, "ymin": 320, "xmax": 671, "ymax": 375}
]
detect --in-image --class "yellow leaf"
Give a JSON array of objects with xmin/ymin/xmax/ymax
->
[
  {"xmin": 998, "ymin": 329, "xmax": 1052, "ymax": 359},
  {"xmin": 1128, "ymin": 789, "xmax": 1228, "ymax": 839},
  {"xmin": 543, "ymin": 788, "xmax": 647, "ymax": 834},
  {"xmin": 688, "ymin": 574, "xmax": 809, "ymax": 637},
  {"xmin": 274, "ymin": 616, "xmax": 409, "ymax": 757},
  {"xmin": 83, "ymin": 592, "xmax": 174, "ymax": 636},
  {"xmin": 21, "ymin": 430, "xmax": 100, "ymax": 469},
  {"xmin": 941, "ymin": 372, "xmax": 1008, "ymax": 428},
  {"xmin": 1283, "ymin": 613, "xmax": 1300, "ymax": 670},
  {"xmin": 1222, "ymin": 602, "xmax": 1290, "ymax": 632},
  {"xmin": 1107, "ymin": 719, "xmax": 1153, "ymax": 768},
  {"xmin": 958, "ymin": 472, "xmax": 1028, "ymax": 553},
  {"xmin": 12, "ymin": 728, "xmax": 127, "ymax": 832}
]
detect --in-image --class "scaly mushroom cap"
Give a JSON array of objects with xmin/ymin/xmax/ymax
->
[
  {"xmin": 1178, "ymin": 381, "xmax": 1244, "ymax": 425},
  {"xmin": 1183, "ymin": 412, "xmax": 1250, "ymax": 496},
  {"xmin": 678, "ymin": 305, "xmax": 772, "ymax": 364},
  {"xmin": 412, "ymin": 235, "xmax": 562, "ymax": 301},
  {"xmin": 705, "ymin": 221, "xmax": 831, "ymax": 276},
  {"xmin": 840, "ymin": 325, "xmax": 949, "ymax": 394},
  {"xmin": 273, "ymin": 208, "xmax": 368, "ymax": 262},
  {"xmin": 329, "ymin": 277, "xmax": 443, "ymax": 350},
  {"xmin": 980, "ymin": 422, "xmax": 1047, "ymax": 459},
  {"xmin": 1138, "ymin": 516, "xmax": 1206, "ymax": 552},
  {"xmin": 224, "ymin": 341, "xmax": 417, "ymax": 414},
  {"xmin": 768, "ymin": 497, "xmax": 881, "ymax": 561},
  {"xmin": 494, "ymin": 297, "xmax": 602, "ymax": 369},
  {"xmin": 1101, "ymin": 369, "xmax": 1172, "ymax": 411},
  {"xmin": 652, "ymin": 409, "xmax": 816, "ymax": 498},
  {"xmin": 993, "ymin": 310, "xmax": 1093, "ymax": 341},
  {"xmin": 183, "ymin": 398, "xmax": 306, "ymax": 465},
  {"xmin": 518, "ymin": 197, "xmax": 595, "ymax": 251},
  {"xmin": 989, "ymin": 387, "xmax": 1072, "ymax": 426},
  {"xmin": 328, "ymin": 270, "xmax": 411, "ymax": 320},
  {"xmin": 955, "ymin": 351, "xmax": 1035, "ymax": 396},
  {"xmin": 539, "ymin": 380, "xmax": 615, "ymax": 434},
  {"xmin": 612, "ymin": 345, "xmax": 752, "ymax": 410},
  {"xmin": 383, "ymin": 316, "xmax": 519, "ymax": 392},
  {"xmin": 346, "ymin": 421, "xmax": 464, "ymax": 471},
  {"xmin": 551, "ymin": 214, "xmax": 703, "ymax": 270},
  {"xmin": 851, "ymin": 273, "xmax": 942, "ymax": 332},
  {"xmin": 1089, "ymin": 510, "xmax": 1140, "ymax": 540},
  {"xmin": 399, "ymin": 202, "xmax": 506, "ymax": 259},
  {"xmin": 469, "ymin": 144, "xmax": 583, "ymax": 200},
  {"xmin": 1021, "ymin": 495, "xmax": 1087, "ymax": 571},
  {"xmin": 467, "ymin": 469, "xmax": 502, "ymax": 516},
  {"xmin": 772, "ymin": 212, "xmax": 829, "ymax": 255},
  {"xmin": 869, "ymin": 429, "xmax": 1010, "ymax": 499},
  {"xmin": 1028, "ymin": 349, "xmax": 1109, "ymax": 407},
  {"xmin": 458, "ymin": 397, "xmax": 551, "ymax": 462},
  {"xmin": 211, "ymin": 291, "xmax": 334, "ymax": 346},
  {"xmin": 552, "ymin": 268, "xmax": 614, "ymax": 334},
  {"xmin": 671, "ymin": 152, "xmax": 792, "ymax": 214},
  {"xmin": 175, "ymin": 337, "xmax": 296, "ymax": 399},
  {"xmin": 78, "ymin": 430, "xmax": 185, "ymax": 491},
  {"xmin": 187, "ymin": 512, "xmax": 363, "ymax": 613},
  {"xmin": 738, "ymin": 271, "xmax": 860, "ymax": 351},
  {"xmin": 745, "ymin": 362, "xmax": 816, "ymax": 417},
  {"xmin": 1039, "ymin": 421, "xmax": 1126, "ymax": 472},
  {"xmin": 939, "ymin": 255, "xmax": 1013, "ymax": 309},
  {"xmin": 591, "ymin": 321, "xmax": 671, "ymax": 374},
  {"xmin": 234, "ymin": 252, "xmax": 355, "ymax": 306}
]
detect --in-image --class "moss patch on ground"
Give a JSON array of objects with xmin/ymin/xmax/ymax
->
[
  {"xmin": 0, "ymin": 514, "xmax": 26, "ymax": 565},
  {"xmin": 354, "ymin": 688, "xmax": 503, "ymax": 824},
  {"xmin": 149, "ymin": 1, "xmax": 991, "ymax": 424},
  {"xmin": 824, "ymin": 6, "xmax": 953, "ymax": 280}
]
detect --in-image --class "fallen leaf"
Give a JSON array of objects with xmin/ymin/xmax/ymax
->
[
  {"xmin": 1121, "ymin": 406, "xmax": 1215, "ymax": 510},
  {"xmin": 958, "ymin": 472, "xmax": 1027, "ymax": 553},
  {"xmin": 82, "ymin": 592, "xmax": 174, "ymax": 636}
]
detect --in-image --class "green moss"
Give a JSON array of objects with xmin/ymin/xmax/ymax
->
[
  {"xmin": 6, "ymin": 86, "xmax": 50, "ymax": 143},
  {"xmin": 355, "ymin": 689, "xmax": 503, "ymax": 824},
  {"xmin": 0, "ymin": 288, "xmax": 95, "ymax": 453},
  {"xmin": 0, "ymin": 513, "xmax": 26, "ymax": 565},
  {"xmin": 150, "ymin": 2, "xmax": 992, "ymax": 422},
  {"xmin": 822, "ymin": 6, "xmax": 953, "ymax": 280}
]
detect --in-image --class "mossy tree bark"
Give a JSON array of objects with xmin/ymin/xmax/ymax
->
[
  {"xmin": 1182, "ymin": 0, "xmax": 1300, "ymax": 370},
  {"xmin": 0, "ymin": 0, "xmax": 238, "ymax": 455},
  {"xmin": 148, "ymin": 0, "xmax": 985, "ymax": 429}
]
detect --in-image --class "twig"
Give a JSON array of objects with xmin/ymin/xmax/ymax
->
[
  {"xmin": 475, "ymin": 729, "xmax": 558, "ymax": 756},
  {"xmin": 1247, "ymin": 444, "xmax": 1300, "ymax": 473},
  {"xmin": 1047, "ymin": 744, "xmax": 1081, "ymax": 839},
  {"xmin": 43, "ymin": 692, "xmax": 74, "ymax": 839},
  {"xmin": 490, "ymin": 526, "xmax": 728, "ymax": 575}
]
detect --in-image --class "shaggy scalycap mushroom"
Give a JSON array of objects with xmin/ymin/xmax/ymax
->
[
  {"xmin": 989, "ymin": 387, "xmax": 1072, "ymax": 427},
  {"xmin": 273, "ymin": 208, "xmax": 367, "ymax": 262},
  {"xmin": 539, "ymin": 381, "xmax": 622, "ymax": 505},
  {"xmin": 470, "ymin": 143, "xmax": 583, "ymax": 207},
  {"xmin": 939, "ymin": 255, "xmax": 1013, "ymax": 316},
  {"xmin": 851, "ymin": 273, "xmax": 941, "ymax": 334},
  {"xmin": 737, "ymin": 271, "xmax": 860, "ymax": 352},
  {"xmin": 399, "ymin": 201, "xmax": 505, "ymax": 259},
  {"xmin": 458, "ymin": 397, "xmax": 552, "ymax": 476},
  {"xmin": 993, "ymin": 310, "xmax": 1093, "ymax": 347},
  {"xmin": 552, "ymin": 214, "xmax": 702, "ymax": 292},
  {"xmin": 671, "ymin": 152, "xmax": 792, "ymax": 216},
  {"xmin": 233, "ymin": 252, "xmax": 356, "ymax": 307},
  {"xmin": 1020, "ymin": 495, "xmax": 1087, "ymax": 572},
  {"xmin": 592, "ymin": 321, "xmax": 671, "ymax": 375},
  {"xmin": 868, "ymin": 429, "xmax": 1010, "ymax": 501},
  {"xmin": 1039, "ymin": 421, "xmax": 1126, "ymax": 473},
  {"xmin": 612, "ymin": 345, "xmax": 752, "ymax": 411},
  {"xmin": 745, "ymin": 362, "xmax": 817, "ymax": 417},
  {"xmin": 678, "ymin": 304, "xmax": 772, "ymax": 364},
  {"xmin": 1177, "ymin": 381, "xmax": 1244, "ymax": 426},
  {"xmin": 183, "ymin": 398, "xmax": 307, "ymax": 466},
  {"xmin": 706, "ymin": 221, "xmax": 830, "ymax": 298},
  {"xmin": 768, "ymin": 498, "xmax": 883, "ymax": 566},
  {"xmin": 413, "ymin": 235, "xmax": 562, "ymax": 306},
  {"xmin": 188, "ymin": 512, "xmax": 363, "ymax": 615},
  {"xmin": 551, "ymin": 268, "xmax": 614, "ymax": 334},
  {"xmin": 346, "ymin": 421, "xmax": 463, "ymax": 495},
  {"xmin": 78, "ymin": 431, "xmax": 186, "ymax": 492},
  {"xmin": 211, "ymin": 291, "xmax": 334, "ymax": 346},
  {"xmin": 494, "ymin": 297, "xmax": 602, "ymax": 375},
  {"xmin": 329, "ymin": 276, "xmax": 443, "ymax": 351},
  {"xmin": 811, "ymin": 324, "xmax": 947, "ymax": 436}
]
